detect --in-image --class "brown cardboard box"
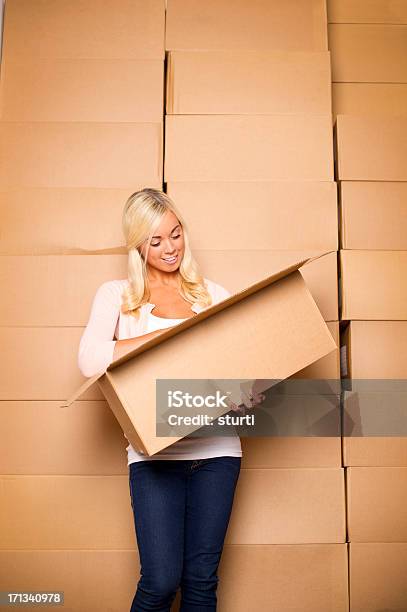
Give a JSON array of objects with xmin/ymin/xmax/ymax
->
[
  {"xmin": 294, "ymin": 321, "xmax": 340, "ymax": 379},
  {"xmin": 165, "ymin": 115, "xmax": 334, "ymax": 181},
  {"xmin": 340, "ymin": 250, "xmax": 407, "ymax": 320},
  {"xmin": 343, "ymin": 435, "xmax": 407, "ymax": 467},
  {"xmin": 164, "ymin": 115, "xmax": 333, "ymax": 182},
  {"xmin": 328, "ymin": 0, "xmax": 407, "ymax": 24},
  {"xmin": 341, "ymin": 321, "xmax": 407, "ymax": 379},
  {"xmin": 241, "ymin": 436, "xmax": 342, "ymax": 468},
  {"xmin": 167, "ymin": 181, "xmax": 338, "ymax": 251},
  {"xmin": 0, "ymin": 327, "xmax": 96, "ymax": 401},
  {"xmin": 2, "ymin": 0, "xmax": 165, "ymax": 60},
  {"xmin": 166, "ymin": 50, "xmax": 331, "ymax": 115},
  {"xmin": 0, "ymin": 122, "xmax": 163, "ymax": 188},
  {"xmin": 0, "ymin": 59, "xmax": 164, "ymax": 122},
  {"xmin": 335, "ymin": 115, "xmax": 407, "ymax": 181},
  {"xmin": 0, "ymin": 251, "xmax": 338, "ymax": 325},
  {"xmin": 166, "ymin": 0, "xmax": 328, "ymax": 51},
  {"xmin": 340, "ymin": 182, "xmax": 407, "ymax": 249},
  {"xmin": 350, "ymin": 543, "xmax": 407, "ymax": 611},
  {"xmin": 343, "ymin": 390, "xmax": 407, "ymax": 467},
  {"xmin": 0, "ymin": 469, "xmax": 344, "ymax": 547},
  {"xmin": 219, "ymin": 544, "xmax": 348, "ymax": 611},
  {"xmin": 0, "ymin": 188, "xmax": 162, "ymax": 256},
  {"xmin": 225, "ymin": 467, "xmax": 345, "ymax": 544},
  {"xmin": 347, "ymin": 467, "xmax": 407, "ymax": 541},
  {"xmin": 332, "ymin": 83, "xmax": 407, "ymax": 118},
  {"xmin": 0, "ymin": 400, "xmax": 129, "ymax": 476},
  {"xmin": 329, "ymin": 24, "xmax": 407, "ymax": 82},
  {"xmin": 0, "ymin": 545, "xmax": 349, "ymax": 611},
  {"xmin": 62, "ymin": 255, "xmax": 337, "ymax": 456}
]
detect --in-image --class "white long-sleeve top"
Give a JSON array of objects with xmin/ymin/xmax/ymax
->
[{"xmin": 78, "ymin": 277, "xmax": 242, "ymax": 464}]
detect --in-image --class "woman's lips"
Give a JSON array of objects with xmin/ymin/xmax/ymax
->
[{"xmin": 162, "ymin": 254, "xmax": 177, "ymax": 264}]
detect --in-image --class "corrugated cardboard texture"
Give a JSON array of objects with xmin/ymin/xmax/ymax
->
[
  {"xmin": 0, "ymin": 401, "xmax": 128, "ymax": 475},
  {"xmin": 293, "ymin": 321, "xmax": 340, "ymax": 379},
  {"xmin": 332, "ymin": 83, "xmax": 407, "ymax": 118},
  {"xmin": 0, "ymin": 327, "xmax": 102, "ymax": 401},
  {"xmin": 0, "ymin": 469, "xmax": 344, "ymax": 547},
  {"xmin": 350, "ymin": 543, "xmax": 407, "ymax": 611},
  {"xmin": 329, "ymin": 24, "xmax": 407, "ymax": 82},
  {"xmin": 0, "ymin": 59, "xmax": 164, "ymax": 122},
  {"xmin": 220, "ymin": 544, "xmax": 349, "ymax": 611},
  {"xmin": 0, "ymin": 122, "xmax": 163, "ymax": 188},
  {"xmin": 166, "ymin": 0, "xmax": 328, "ymax": 51},
  {"xmin": 342, "ymin": 321, "xmax": 407, "ymax": 379},
  {"xmin": 328, "ymin": 0, "xmax": 407, "ymax": 24},
  {"xmin": 335, "ymin": 115, "xmax": 407, "ymax": 181},
  {"xmin": 0, "ymin": 545, "xmax": 349, "ymax": 612},
  {"xmin": 0, "ymin": 188, "xmax": 161, "ymax": 256},
  {"xmin": 347, "ymin": 467, "xmax": 407, "ymax": 541},
  {"xmin": 241, "ymin": 437, "xmax": 342, "ymax": 468},
  {"xmin": 340, "ymin": 182, "xmax": 407, "ymax": 249},
  {"xmin": 344, "ymin": 437, "xmax": 407, "ymax": 467},
  {"xmin": 165, "ymin": 115, "xmax": 334, "ymax": 181},
  {"xmin": 340, "ymin": 250, "xmax": 407, "ymax": 320},
  {"xmin": 2, "ymin": 0, "xmax": 165, "ymax": 60},
  {"xmin": 225, "ymin": 468, "xmax": 345, "ymax": 544},
  {"xmin": 167, "ymin": 182, "xmax": 338, "ymax": 251},
  {"xmin": 166, "ymin": 50, "xmax": 331, "ymax": 115},
  {"xmin": 0, "ymin": 252, "xmax": 338, "ymax": 326}
]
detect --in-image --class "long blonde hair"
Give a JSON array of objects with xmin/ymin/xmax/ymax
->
[{"xmin": 121, "ymin": 188, "xmax": 212, "ymax": 316}]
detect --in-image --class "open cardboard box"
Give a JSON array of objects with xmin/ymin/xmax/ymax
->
[{"xmin": 61, "ymin": 252, "xmax": 337, "ymax": 456}]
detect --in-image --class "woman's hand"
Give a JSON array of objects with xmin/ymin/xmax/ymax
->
[{"xmin": 229, "ymin": 389, "xmax": 266, "ymax": 415}]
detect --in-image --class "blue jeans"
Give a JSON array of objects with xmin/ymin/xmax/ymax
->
[{"xmin": 128, "ymin": 456, "xmax": 242, "ymax": 611}]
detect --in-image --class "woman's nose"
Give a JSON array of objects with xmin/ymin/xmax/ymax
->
[{"xmin": 163, "ymin": 238, "xmax": 176, "ymax": 252}]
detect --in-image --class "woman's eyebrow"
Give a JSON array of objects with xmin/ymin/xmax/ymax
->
[{"xmin": 151, "ymin": 224, "xmax": 181, "ymax": 239}]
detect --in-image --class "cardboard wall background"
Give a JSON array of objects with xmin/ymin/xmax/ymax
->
[
  {"xmin": 1, "ymin": 0, "xmax": 406, "ymax": 610},
  {"xmin": 329, "ymin": 2, "xmax": 407, "ymax": 609},
  {"xmin": 1, "ymin": 2, "xmax": 341, "ymax": 611}
]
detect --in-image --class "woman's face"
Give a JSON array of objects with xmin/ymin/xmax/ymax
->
[{"xmin": 139, "ymin": 210, "xmax": 185, "ymax": 273}]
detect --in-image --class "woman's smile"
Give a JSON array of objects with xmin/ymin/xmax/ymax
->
[{"xmin": 162, "ymin": 254, "xmax": 178, "ymax": 264}]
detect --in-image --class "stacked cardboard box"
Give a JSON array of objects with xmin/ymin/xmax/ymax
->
[
  {"xmin": 331, "ymin": 10, "xmax": 407, "ymax": 606},
  {"xmin": 328, "ymin": 1, "xmax": 407, "ymax": 118},
  {"xmin": 332, "ymin": 15, "xmax": 407, "ymax": 608},
  {"xmin": 163, "ymin": 2, "xmax": 348, "ymax": 609},
  {"xmin": 0, "ymin": 0, "xmax": 164, "ymax": 253},
  {"xmin": 336, "ymin": 110, "xmax": 407, "ymax": 609},
  {"xmin": 0, "ymin": 0, "xmax": 166, "ymax": 609}
]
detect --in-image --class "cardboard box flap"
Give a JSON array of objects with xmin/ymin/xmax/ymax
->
[
  {"xmin": 61, "ymin": 249, "xmax": 334, "ymax": 408},
  {"xmin": 60, "ymin": 372, "xmax": 104, "ymax": 408}
]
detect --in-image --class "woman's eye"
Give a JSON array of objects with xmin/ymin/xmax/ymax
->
[{"xmin": 151, "ymin": 234, "xmax": 181, "ymax": 247}]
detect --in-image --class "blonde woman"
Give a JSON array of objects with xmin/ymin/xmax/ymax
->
[{"xmin": 78, "ymin": 188, "xmax": 264, "ymax": 611}]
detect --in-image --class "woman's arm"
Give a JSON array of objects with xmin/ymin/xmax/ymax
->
[
  {"xmin": 78, "ymin": 280, "xmax": 169, "ymax": 377},
  {"xmin": 78, "ymin": 281, "xmax": 121, "ymax": 378},
  {"xmin": 112, "ymin": 328, "xmax": 167, "ymax": 361}
]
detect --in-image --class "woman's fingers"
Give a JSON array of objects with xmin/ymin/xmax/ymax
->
[
  {"xmin": 242, "ymin": 390, "xmax": 266, "ymax": 409},
  {"xmin": 230, "ymin": 391, "xmax": 266, "ymax": 413}
]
